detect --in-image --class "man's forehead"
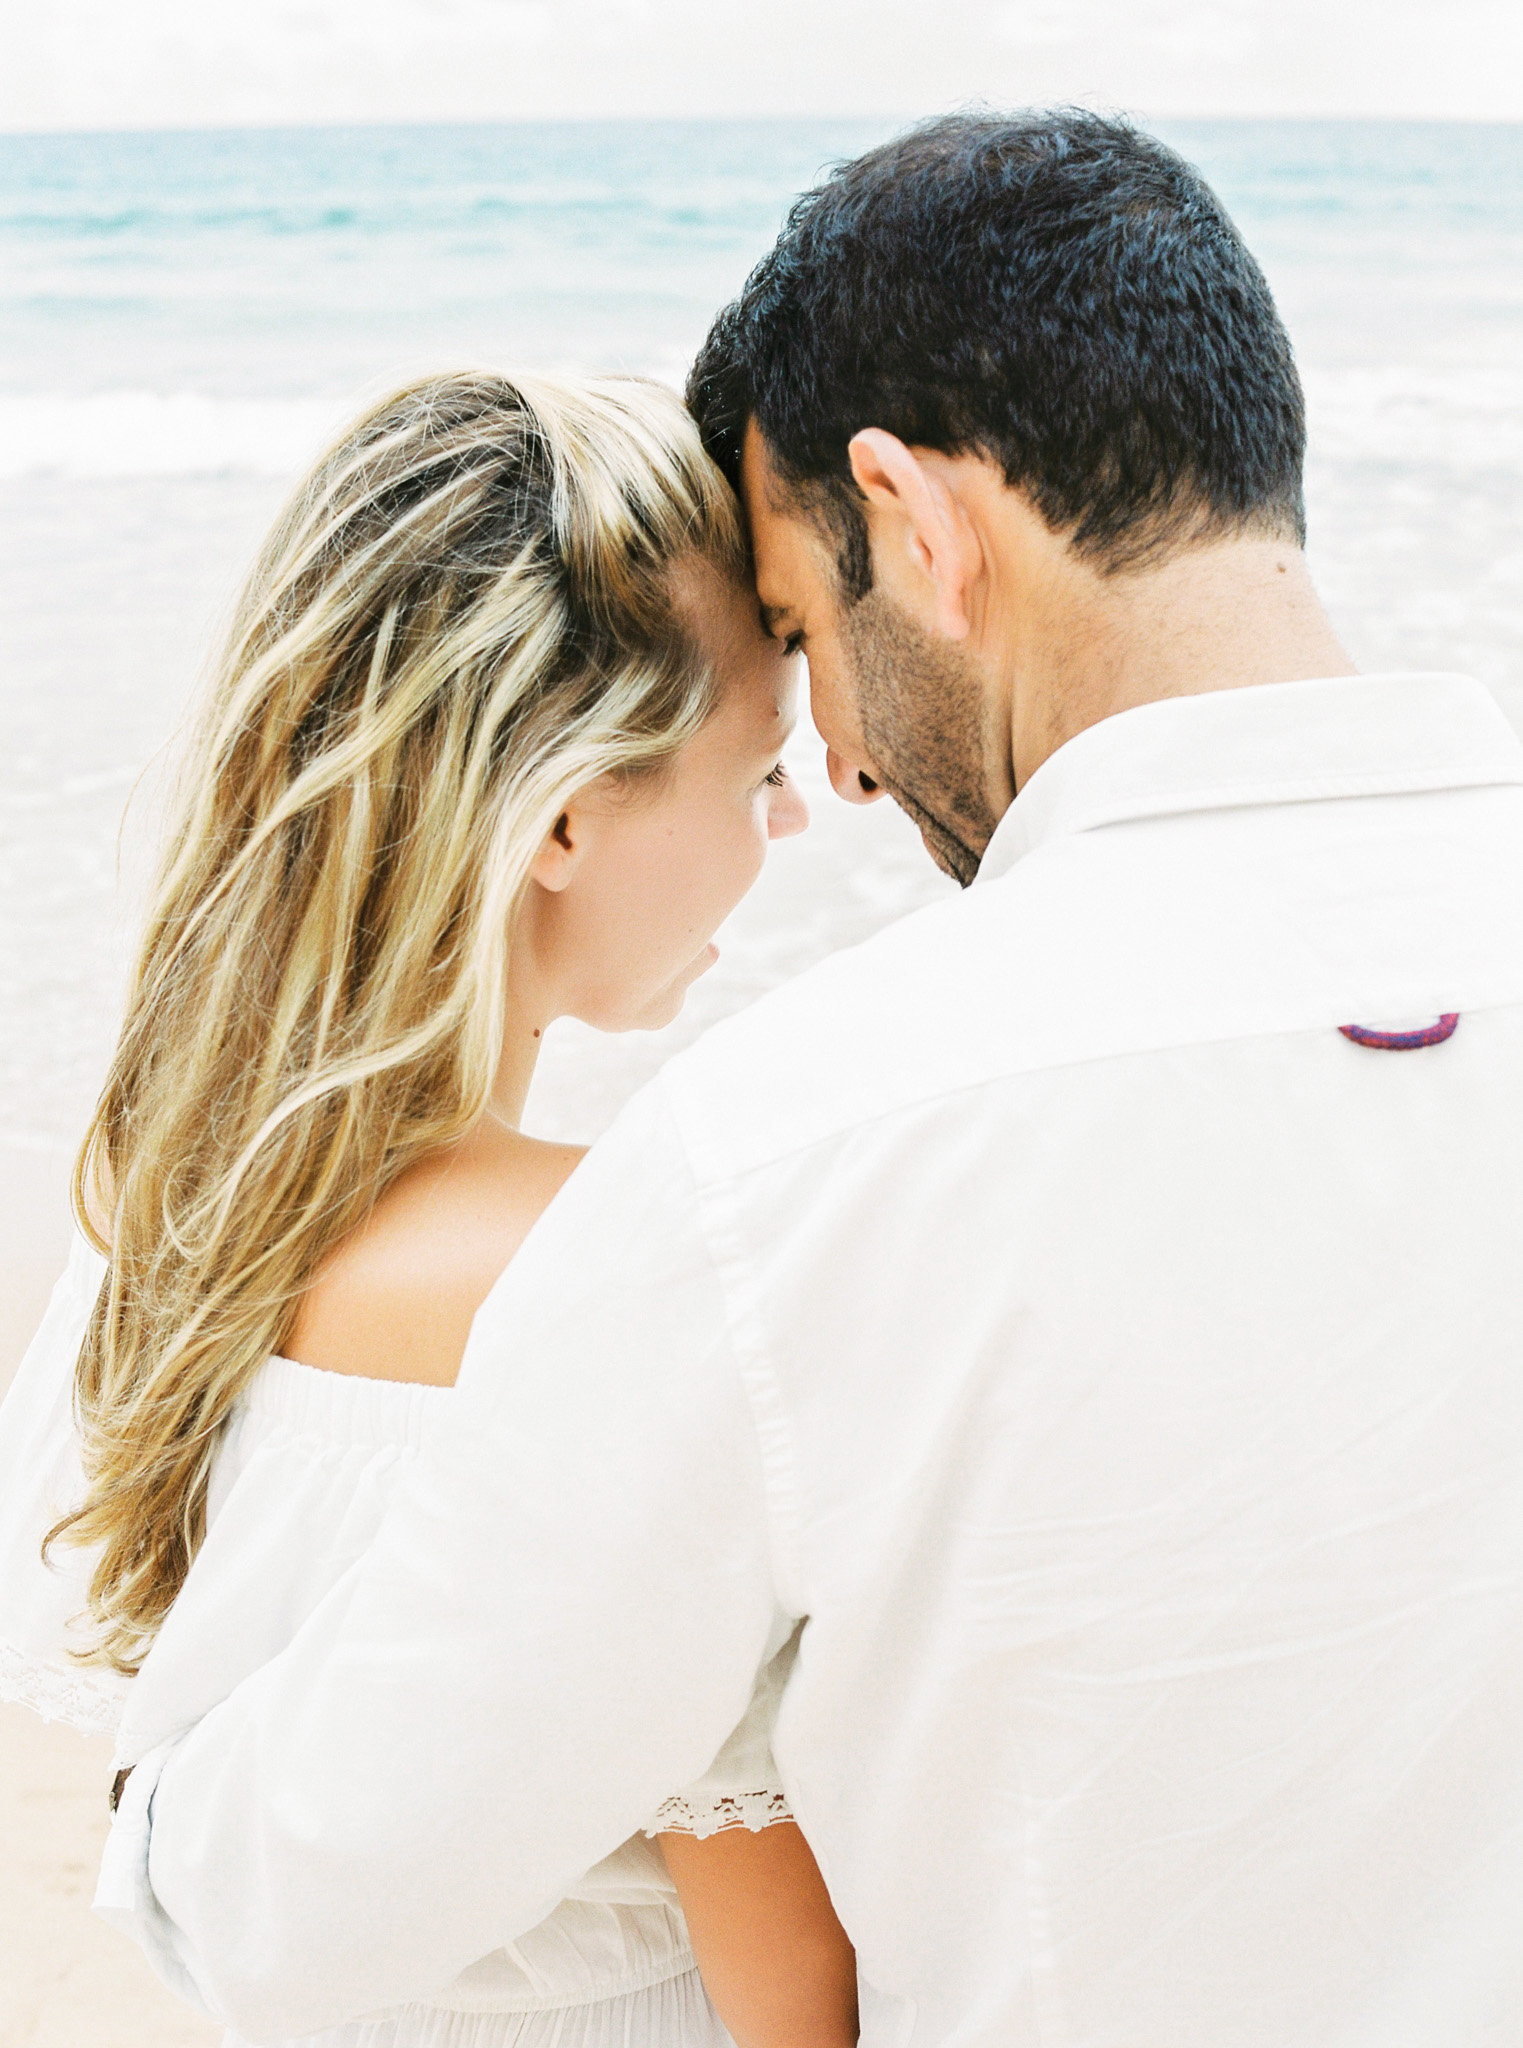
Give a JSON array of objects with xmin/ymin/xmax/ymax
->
[
  {"xmin": 739, "ymin": 421, "xmax": 823, "ymax": 615},
  {"xmin": 738, "ymin": 416, "xmax": 785, "ymax": 511}
]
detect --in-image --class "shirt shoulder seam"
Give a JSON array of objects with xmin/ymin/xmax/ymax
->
[{"xmin": 676, "ymin": 986, "xmax": 1523, "ymax": 1196}]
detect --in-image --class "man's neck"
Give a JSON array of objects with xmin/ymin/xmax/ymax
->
[{"xmin": 998, "ymin": 533, "xmax": 1356, "ymax": 793}]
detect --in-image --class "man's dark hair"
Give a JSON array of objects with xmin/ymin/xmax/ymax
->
[{"xmin": 688, "ymin": 108, "xmax": 1306, "ymax": 596}]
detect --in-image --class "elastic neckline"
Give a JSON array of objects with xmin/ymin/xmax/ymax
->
[{"xmin": 242, "ymin": 1353, "xmax": 450, "ymax": 1449}]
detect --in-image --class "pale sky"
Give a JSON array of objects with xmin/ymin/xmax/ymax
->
[{"xmin": 5, "ymin": 0, "xmax": 1522, "ymax": 133}]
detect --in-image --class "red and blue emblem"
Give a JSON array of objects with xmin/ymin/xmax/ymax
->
[{"xmin": 1338, "ymin": 1013, "xmax": 1459, "ymax": 1050}]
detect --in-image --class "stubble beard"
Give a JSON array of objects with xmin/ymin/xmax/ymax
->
[{"xmin": 840, "ymin": 590, "xmax": 1000, "ymax": 889}]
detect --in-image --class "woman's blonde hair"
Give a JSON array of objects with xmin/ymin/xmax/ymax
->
[{"xmin": 52, "ymin": 369, "xmax": 746, "ymax": 1672}]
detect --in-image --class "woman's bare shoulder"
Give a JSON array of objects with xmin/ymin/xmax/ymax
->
[{"xmin": 285, "ymin": 1126, "xmax": 586, "ymax": 1388}]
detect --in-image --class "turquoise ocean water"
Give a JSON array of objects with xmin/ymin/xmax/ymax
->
[
  {"xmin": 0, "ymin": 118, "xmax": 1520, "ymax": 1154},
  {"xmin": 2, "ymin": 120, "xmax": 1520, "ymax": 447}
]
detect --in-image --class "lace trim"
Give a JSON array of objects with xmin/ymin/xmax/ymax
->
[
  {"xmin": 0, "ymin": 1636, "xmax": 126, "ymax": 1737},
  {"xmin": 645, "ymin": 1787, "xmax": 792, "ymax": 1841}
]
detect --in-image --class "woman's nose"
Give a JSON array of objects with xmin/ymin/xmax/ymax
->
[{"xmin": 768, "ymin": 775, "xmax": 810, "ymax": 840}]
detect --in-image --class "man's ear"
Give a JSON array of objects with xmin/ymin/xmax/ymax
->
[
  {"xmin": 847, "ymin": 429, "xmax": 974, "ymax": 641},
  {"xmin": 528, "ymin": 808, "xmax": 580, "ymax": 892}
]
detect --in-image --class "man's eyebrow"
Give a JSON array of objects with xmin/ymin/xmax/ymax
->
[{"xmin": 758, "ymin": 601, "xmax": 793, "ymax": 639}]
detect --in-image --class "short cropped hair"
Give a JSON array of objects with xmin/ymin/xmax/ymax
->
[{"xmin": 688, "ymin": 108, "xmax": 1307, "ymax": 595}]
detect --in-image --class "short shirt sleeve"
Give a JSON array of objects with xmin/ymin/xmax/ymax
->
[{"xmin": 644, "ymin": 1624, "xmax": 799, "ymax": 1839}]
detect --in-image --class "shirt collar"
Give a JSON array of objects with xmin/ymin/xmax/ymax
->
[{"xmin": 976, "ymin": 673, "xmax": 1523, "ymax": 885}]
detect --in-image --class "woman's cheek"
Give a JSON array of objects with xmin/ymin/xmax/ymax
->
[
  {"xmin": 749, "ymin": 798, "xmax": 774, "ymax": 878},
  {"xmin": 722, "ymin": 813, "xmax": 766, "ymax": 912}
]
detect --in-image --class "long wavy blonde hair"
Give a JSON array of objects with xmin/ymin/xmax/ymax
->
[{"xmin": 52, "ymin": 369, "xmax": 746, "ymax": 1673}]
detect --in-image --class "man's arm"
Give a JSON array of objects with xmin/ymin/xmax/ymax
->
[{"xmin": 111, "ymin": 1083, "xmax": 786, "ymax": 2040}]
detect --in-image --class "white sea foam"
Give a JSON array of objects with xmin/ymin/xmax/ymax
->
[
  {"xmin": 1303, "ymin": 367, "xmax": 1523, "ymax": 471},
  {"xmin": 2, "ymin": 367, "xmax": 1518, "ymax": 483},
  {"xmin": 0, "ymin": 391, "xmax": 352, "ymax": 481}
]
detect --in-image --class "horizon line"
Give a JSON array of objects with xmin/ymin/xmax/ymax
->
[{"xmin": 3, "ymin": 108, "xmax": 1523, "ymax": 145}]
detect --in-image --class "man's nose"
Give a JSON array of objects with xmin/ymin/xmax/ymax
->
[{"xmin": 825, "ymin": 746, "xmax": 887, "ymax": 806}]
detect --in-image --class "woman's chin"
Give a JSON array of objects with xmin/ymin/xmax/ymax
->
[
  {"xmin": 626, "ymin": 994, "xmax": 683, "ymax": 1032},
  {"xmin": 622, "ymin": 950, "xmax": 718, "ymax": 1033}
]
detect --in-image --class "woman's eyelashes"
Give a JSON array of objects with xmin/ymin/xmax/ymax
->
[{"xmin": 764, "ymin": 762, "xmax": 789, "ymax": 788}]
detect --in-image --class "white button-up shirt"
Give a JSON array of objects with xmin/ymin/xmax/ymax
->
[{"xmin": 111, "ymin": 673, "xmax": 1523, "ymax": 2047}]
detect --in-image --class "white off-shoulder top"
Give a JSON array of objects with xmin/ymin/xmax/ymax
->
[{"xmin": 0, "ymin": 1237, "xmax": 795, "ymax": 2035}]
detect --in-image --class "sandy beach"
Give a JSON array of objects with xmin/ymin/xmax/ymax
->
[{"xmin": 0, "ymin": 1149, "xmax": 70, "ymax": 1376}]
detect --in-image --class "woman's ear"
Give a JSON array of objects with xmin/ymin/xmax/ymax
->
[{"xmin": 529, "ymin": 808, "xmax": 580, "ymax": 892}]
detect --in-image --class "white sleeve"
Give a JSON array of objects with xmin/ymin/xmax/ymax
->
[
  {"xmin": 113, "ymin": 1080, "xmax": 789, "ymax": 2043},
  {"xmin": 646, "ymin": 1624, "xmax": 799, "ymax": 1839},
  {"xmin": 0, "ymin": 1233, "xmax": 128, "ymax": 1739}
]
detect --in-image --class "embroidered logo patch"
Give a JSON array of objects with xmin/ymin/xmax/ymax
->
[{"xmin": 1338, "ymin": 1013, "xmax": 1460, "ymax": 1050}]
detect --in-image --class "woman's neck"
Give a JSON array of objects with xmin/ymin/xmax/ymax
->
[{"xmin": 489, "ymin": 987, "xmax": 551, "ymax": 1130}]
